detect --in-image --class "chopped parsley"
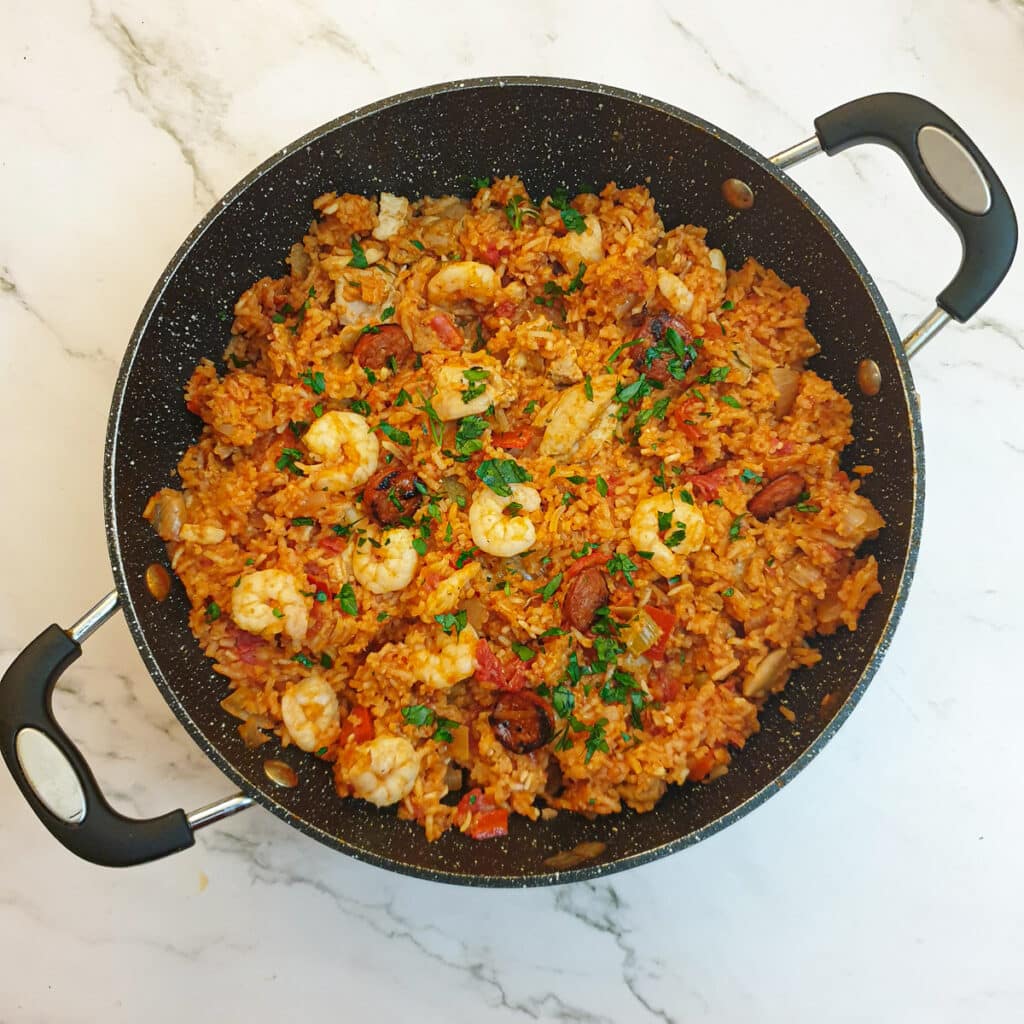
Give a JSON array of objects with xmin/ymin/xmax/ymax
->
[
  {"xmin": 417, "ymin": 390, "xmax": 444, "ymax": 447},
  {"xmin": 606, "ymin": 552, "xmax": 639, "ymax": 586},
  {"xmin": 549, "ymin": 188, "xmax": 586, "ymax": 234},
  {"xmin": 721, "ymin": 300, "xmax": 735, "ymax": 310},
  {"xmin": 400, "ymin": 704, "xmax": 459, "ymax": 743},
  {"xmin": 299, "ymin": 369, "xmax": 326, "ymax": 394},
  {"xmin": 729, "ymin": 515, "xmax": 745, "ymax": 540},
  {"xmin": 678, "ymin": 488, "xmax": 694, "ymax": 505},
  {"xmin": 796, "ymin": 502, "xmax": 821, "ymax": 514},
  {"xmin": 380, "ymin": 305, "xmax": 395, "ymax": 321},
  {"xmin": 524, "ymin": 400, "xmax": 538, "ymax": 415},
  {"xmin": 320, "ymin": 653, "xmax": 333, "ymax": 669},
  {"xmin": 336, "ymin": 583, "xmax": 358, "ymax": 616},
  {"xmin": 410, "ymin": 239, "xmax": 425, "ymax": 251},
  {"xmin": 584, "ymin": 719, "xmax": 610, "ymax": 762},
  {"xmin": 470, "ymin": 175, "xmax": 490, "ymax": 190},
  {"xmin": 435, "ymin": 610, "xmax": 468, "ymax": 636},
  {"xmin": 350, "ymin": 398, "xmax": 371, "ymax": 416},
  {"xmin": 291, "ymin": 517, "xmax": 315, "ymax": 527},
  {"xmin": 206, "ymin": 601, "xmax": 220, "ymax": 621},
  {"xmin": 394, "ymin": 388, "xmax": 412, "ymax": 407},
  {"xmin": 275, "ymin": 447, "xmax": 306, "ymax": 476},
  {"xmin": 721, "ymin": 395, "xmax": 742, "ymax": 409},
  {"xmin": 740, "ymin": 468, "xmax": 763, "ymax": 484},
  {"xmin": 635, "ymin": 395, "xmax": 670, "ymax": 428},
  {"xmin": 696, "ymin": 365, "xmax": 730, "ymax": 385},
  {"xmin": 584, "ymin": 375, "xmax": 594, "ymax": 401},
  {"xmin": 461, "ymin": 366, "xmax": 490, "ymax": 403},
  {"xmin": 455, "ymin": 547, "xmax": 478, "ymax": 569},
  {"xmin": 596, "ymin": 476, "xmax": 609, "ymax": 497},
  {"xmin": 511, "ymin": 641, "xmax": 536, "ymax": 662},
  {"xmin": 228, "ymin": 353, "xmax": 249, "ymax": 368},
  {"xmin": 377, "ymin": 422, "xmax": 411, "ymax": 446},
  {"xmin": 476, "ymin": 458, "xmax": 532, "ymax": 497},
  {"xmin": 536, "ymin": 572, "xmax": 564, "ymax": 602},
  {"xmin": 292, "ymin": 653, "xmax": 314, "ymax": 668},
  {"xmin": 722, "ymin": 587, "xmax": 735, "ymax": 597},
  {"xmin": 349, "ymin": 235, "xmax": 369, "ymax": 269}
]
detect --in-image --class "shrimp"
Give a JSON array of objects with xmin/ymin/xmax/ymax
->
[
  {"xmin": 410, "ymin": 623, "xmax": 479, "ymax": 689},
  {"xmin": 300, "ymin": 410, "xmax": 379, "ymax": 492},
  {"xmin": 656, "ymin": 267, "xmax": 695, "ymax": 316},
  {"xmin": 557, "ymin": 214, "xmax": 604, "ymax": 273},
  {"xmin": 347, "ymin": 736, "xmax": 420, "ymax": 806},
  {"xmin": 280, "ymin": 674, "xmax": 340, "ymax": 752},
  {"xmin": 431, "ymin": 360, "xmax": 510, "ymax": 420},
  {"xmin": 629, "ymin": 492, "xmax": 707, "ymax": 578},
  {"xmin": 469, "ymin": 484, "xmax": 540, "ymax": 558},
  {"xmin": 538, "ymin": 375, "xmax": 618, "ymax": 461},
  {"xmin": 423, "ymin": 562, "xmax": 480, "ymax": 618},
  {"xmin": 427, "ymin": 260, "xmax": 499, "ymax": 309},
  {"xmin": 231, "ymin": 569, "xmax": 309, "ymax": 641},
  {"xmin": 352, "ymin": 527, "xmax": 420, "ymax": 594}
]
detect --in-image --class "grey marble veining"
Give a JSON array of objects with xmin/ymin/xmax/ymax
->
[{"xmin": 1, "ymin": 0, "xmax": 1023, "ymax": 1020}]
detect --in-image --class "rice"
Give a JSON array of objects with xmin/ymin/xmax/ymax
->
[{"xmin": 145, "ymin": 178, "xmax": 884, "ymax": 842}]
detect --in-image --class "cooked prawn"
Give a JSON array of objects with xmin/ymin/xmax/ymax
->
[
  {"xmin": 469, "ymin": 484, "xmax": 540, "ymax": 558},
  {"xmin": 629, "ymin": 491, "xmax": 707, "ymax": 577},
  {"xmin": 423, "ymin": 562, "xmax": 480, "ymax": 618},
  {"xmin": 281, "ymin": 674, "xmax": 340, "ymax": 752},
  {"xmin": 347, "ymin": 736, "xmax": 420, "ymax": 806},
  {"xmin": 352, "ymin": 527, "xmax": 420, "ymax": 594},
  {"xmin": 300, "ymin": 410, "xmax": 379, "ymax": 492},
  {"xmin": 410, "ymin": 624, "xmax": 479, "ymax": 689},
  {"xmin": 538, "ymin": 375, "xmax": 618, "ymax": 461},
  {"xmin": 231, "ymin": 569, "xmax": 308, "ymax": 641},
  {"xmin": 427, "ymin": 260, "xmax": 499, "ymax": 309},
  {"xmin": 431, "ymin": 359, "xmax": 510, "ymax": 421}
]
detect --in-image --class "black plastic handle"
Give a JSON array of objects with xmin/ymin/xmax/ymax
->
[
  {"xmin": 814, "ymin": 92, "xmax": 1017, "ymax": 322},
  {"xmin": 0, "ymin": 624, "xmax": 194, "ymax": 866}
]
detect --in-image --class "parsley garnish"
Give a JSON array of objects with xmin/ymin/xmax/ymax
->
[
  {"xmin": 299, "ymin": 369, "xmax": 326, "ymax": 394},
  {"xmin": 584, "ymin": 719, "xmax": 610, "ymax": 762},
  {"xmin": 320, "ymin": 653, "xmax": 333, "ymax": 669},
  {"xmin": 729, "ymin": 515, "xmax": 745, "ymax": 540},
  {"xmin": 291, "ymin": 517, "xmax": 315, "ymax": 527},
  {"xmin": 435, "ymin": 610, "xmax": 468, "ymax": 636},
  {"xmin": 470, "ymin": 175, "xmax": 490, "ymax": 190},
  {"xmin": 455, "ymin": 547, "xmax": 477, "ymax": 569},
  {"xmin": 721, "ymin": 394, "xmax": 742, "ymax": 409},
  {"xmin": 292, "ymin": 653, "xmax": 314, "ymax": 668},
  {"xmin": 511, "ymin": 642, "xmax": 536, "ymax": 662},
  {"xmin": 596, "ymin": 476, "xmax": 609, "ymax": 497},
  {"xmin": 417, "ymin": 390, "xmax": 444, "ymax": 447},
  {"xmin": 349, "ymin": 236, "xmax": 369, "ymax": 269},
  {"xmin": 476, "ymin": 458, "xmax": 532, "ymax": 497},
  {"xmin": 206, "ymin": 601, "xmax": 220, "ymax": 621},
  {"xmin": 583, "ymin": 375, "xmax": 594, "ymax": 401},
  {"xmin": 377, "ymin": 422, "xmax": 411, "ymax": 446},
  {"xmin": 350, "ymin": 398, "xmax": 371, "ymax": 416},
  {"xmin": 796, "ymin": 502, "xmax": 821, "ymax": 514},
  {"xmin": 524, "ymin": 400, "xmax": 538, "ymax": 415},
  {"xmin": 635, "ymin": 395, "xmax": 670, "ymax": 428},
  {"xmin": 401, "ymin": 705, "xmax": 459, "ymax": 743},
  {"xmin": 410, "ymin": 239, "xmax": 425, "ymax": 251},
  {"xmin": 275, "ymin": 448, "xmax": 306, "ymax": 476},
  {"xmin": 536, "ymin": 573, "xmax": 564, "ymax": 602},
  {"xmin": 740, "ymin": 468, "xmax": 763, "ymax": 484},
  {"xmin": 696, "ymin": 366, "xmax": 730, "ymax": 385},
  {"xmin": 722, "ymin": 587, "xmax": 735, "ymax": 597},
  {"xmin": 721, "ymin": 300, "xmax": 735, "ymax": 310},
  {"xmin": 606, "ymin": 552, "xmax": 639, "ymax": 587},
  {"xmin": 337, "ymin": 584, "xmax": 358, "ymax": 616},
  {"xmin": 460, "ymin": 366, "xmax": 490, "ymax": 403}
]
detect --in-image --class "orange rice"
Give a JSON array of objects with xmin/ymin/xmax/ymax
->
[{"xmin": 144, "ymin": 179, "xmax": 884, "ymax": 841}]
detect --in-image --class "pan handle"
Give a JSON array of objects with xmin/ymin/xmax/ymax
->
[
  {"xmin": 0, "ymin": 591, "xmax": 253, "ymax": 866},
  {"xmin": 770, "ymin": 92, "xmax": 1017, "ymax": 352}
]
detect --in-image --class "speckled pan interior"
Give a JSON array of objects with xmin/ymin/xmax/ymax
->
[{"xmin": 104, "ymin": 78, "xmax": 923, "ymax": 886}]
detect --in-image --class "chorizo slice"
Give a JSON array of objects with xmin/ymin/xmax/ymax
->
[
  {"xmin": 353, "ymin": 324, "xmax": 414, "ymax": 371},
  {"xmin": 362, "ymin": 464, "xmax": 424, "ymax": 525},
  {"xmin": 562, "ymin": 567, "xmax": 609, "ymax": 632},
  {"xmin": 747, "ymin": 471, "xmax": 805, "ymax": 521},
  {"xmin": 630, "ymin": 312, "xmax": 695, "ymax": 384},
  {"xmin": 489, "ymin": 691, "xmax": 554, "ymax": 754}
]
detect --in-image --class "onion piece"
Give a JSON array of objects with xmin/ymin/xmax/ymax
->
[
  {"xmin": 238, "ymin": 719, "xmax": 270, "ymax": 748},
  {"xmin": 464, "ymin": 597, "xmax": 487, "ymax": 633},
  {"xmin": 449, "ymin": 724, "xmax": 471, "ymax": 763},
  {"xmin": 440, "ymin": 476, "xmax": 470, "ymax": 509},
  {"xmin": 620, "ymin": 610, "xmax": 660, "ymax": 657},
  {"xmin": 770, "ymin": 366, "xmax": 800, "ymax": 418}
]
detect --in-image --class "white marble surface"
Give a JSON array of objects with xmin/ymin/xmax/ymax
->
[{"xmin": 2, "ymin": 1, "xmax": 1023, "ymax": 1020}]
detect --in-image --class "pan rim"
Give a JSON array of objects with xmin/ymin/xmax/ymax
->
[{"xmin": 103, "ymin": 75, "xmax": 924, "ymax": 887}]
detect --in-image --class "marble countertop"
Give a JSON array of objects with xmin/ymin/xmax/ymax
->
[{"xmin": 2, "ymin": 1, "xmax": 1023, "ymax": 1020}]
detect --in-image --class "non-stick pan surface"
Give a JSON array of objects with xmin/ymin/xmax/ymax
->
[{"xmin": 96, "ymin": 78, "xmax": 923, "ymax": 883}]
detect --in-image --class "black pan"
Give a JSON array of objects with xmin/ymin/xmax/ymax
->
[{"xmin": 1, "ymin": 79, "xmax": 1015, "ymax": 885}]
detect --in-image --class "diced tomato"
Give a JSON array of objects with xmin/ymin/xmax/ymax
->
[
  {"xmin": 228, "ymin": 626, "xmax": 266, "ymax": 665},
  {"xmin": 565, "ymin": 550, "xmax": 606, "ymax": 580},
  {"xmin": 338, "ymin": 705, "xmax": 374, "ymax": 747},
  {"xmin": 318, "ymin": 534, "xmax": 346, "ymax": 554},
  {"xmin": 477, "ymin": 241, "xmax": 503, "ymax": 268},
  {"xmin": 493, "ymin": 299, "xmax": 516, "ymax": 319},
  {"xmin": 688, "ymin": 751, "xmax": 716, "ymax": 782},
  {"xmin": 644, "ymin": 604, "xmax": 677, "ymax": 662},
  {"xmin": 186, "ymin": 397, "xmax": 202, "ymax": 416},
  {"xmin": 491, "ymin": 426, "xmax": 535, "ymax": 451},
  {"xmin": 771, "ymin": 438, "xmax": 795, "ymax": 456},
  {"xmin": 475, "ymin": 639, "xmax": 506, "ymax": 686},
  {"xmin": 429, "ymin": 313, "xmax": 464, "ymax": 349},
  {"xmin": 455, "ymin": 788, "xmax": 509, "ymax": 839},
  {"xmin": 469, "ymin": 808, "xmax": 509, "ymax": 840},
  {"xmin": 688, "ymin": 468, "xmax": 726, "ymax": 501},
  {"xmin": 703, "ymin": 320, "xmax": 725, "ymax": 340}
]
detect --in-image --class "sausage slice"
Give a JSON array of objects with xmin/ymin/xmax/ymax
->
[
  {"xmin": 362, "ymin": 464, "xmax": 424, "ymax": 525},
  {"xmin": 489, "ymin": 691, "xmax": 555, "ymax": 754},
  {"xmin": 562, "ymin": 567, "xmax": 609, "ymax": 633},
  {"xmin": 353, "ymin": 324, "xmax": 413, "ymax": 371},
  {"xmin": 747, "ymin": 471, "xmax": 805, "ymax": 521},
  {"xmin": 631, "ymin": 312, "xmax": 695, "ymax": 384}
]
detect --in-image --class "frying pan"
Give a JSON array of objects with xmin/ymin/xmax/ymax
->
[{"xmin": 0, "ymin": 79, "xmax": 1015, "ymax": 885}]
